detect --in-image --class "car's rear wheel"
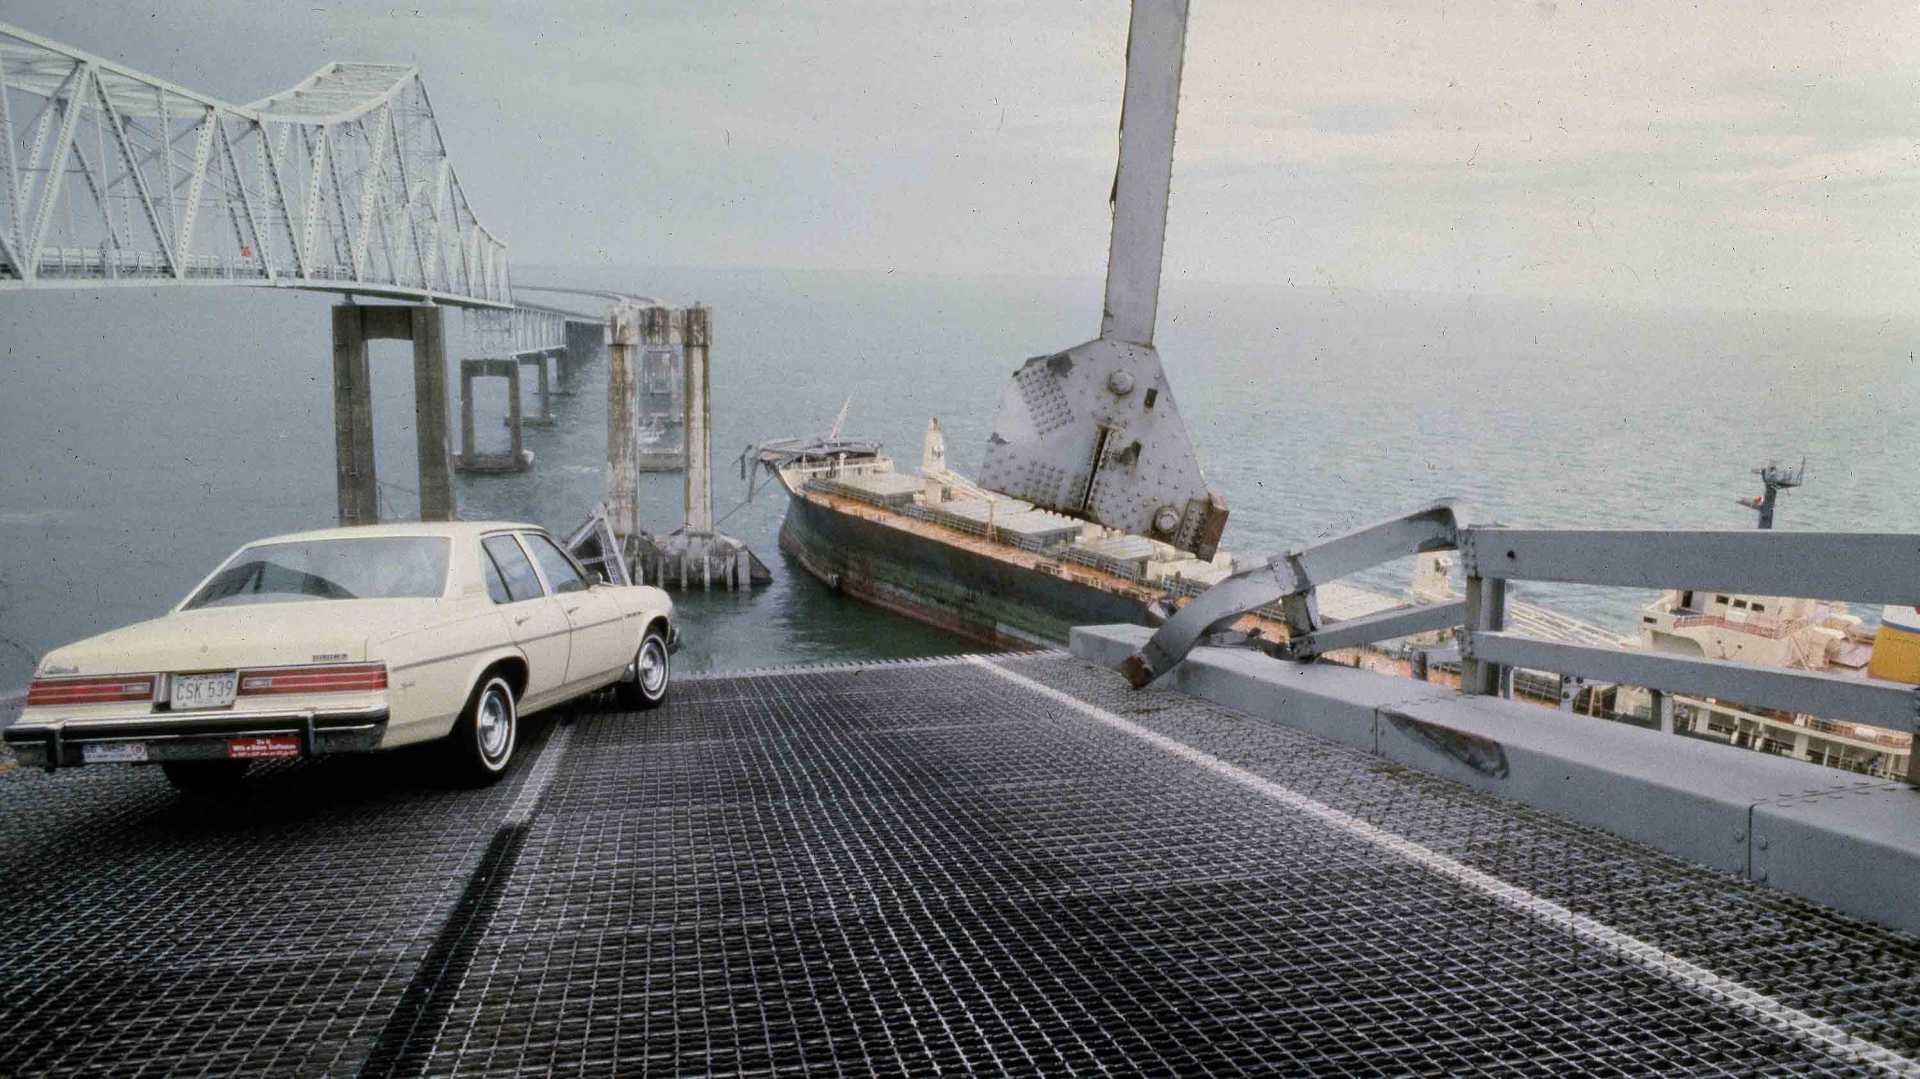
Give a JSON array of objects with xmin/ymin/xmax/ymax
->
[
  {"xmin": 450, "ymin": 674, "xmax": 518, "ymax": 784},
  {"xmin": 161, "ymin": 759, "xmax": 250, "ymax": 796},
  {"xmin": 615, "ymin": 626, "xmax": 671, "ymax": 710}
]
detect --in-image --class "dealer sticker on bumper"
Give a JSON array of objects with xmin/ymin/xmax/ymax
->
[
  {"xmin": 82, "ymin": 742, "xmax": 148, "ymax": 764},
  {"xmin": 228, "ymin": 735, "xmax": 301, "ymax": 760}
]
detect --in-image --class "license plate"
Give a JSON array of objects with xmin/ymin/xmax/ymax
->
[
  {"xmin": 83, "ymin": 742, "xmax": 148, "ymax": 764},
  {"xmin": 172, "ymin": 671, "xmax": 238, "ymax": 710},
  {"xmin": 228, "ymin": 735, "xmax": 301, "ymax": 760}
]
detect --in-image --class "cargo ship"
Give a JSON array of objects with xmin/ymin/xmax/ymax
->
[{"xmin": 751, "ymin": 1, "xmax": 1288, "ymax": 653}]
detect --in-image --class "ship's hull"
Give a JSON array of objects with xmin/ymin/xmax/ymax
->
[{"xmin": 778, "ymin": 488, "xmax": 1147, "ymax": 650}]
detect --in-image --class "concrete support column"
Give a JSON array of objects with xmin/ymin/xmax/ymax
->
[
  {"xmin": 607, "ymin": 304, "xmax": 641, "ymax": 540},
  {"xmin": 516, "ymin": 352, "xmax": 553, "ymax": 426},
  {"xmin": 564, "ymin": 320, "xmax": 600, "ymax": 389},
  {"xmin": 331, "ymin": 306, "xmax": 378, "ymax": 526},
  {"xmin": 455, "ymin": 358, "xmax": 527, "ymax": 473},
  {"xmin": 410, "ymin": 306, "xmax": 455, "ymax": 521},
  {"xmin": 460, "ymin": 364, "xmax": 477, "ymax": 468},
  {"xmin": 332, "ymin": 303, "xmax": 458, "ymax": 523},
  {"xmin": 507, "ymin": 360, "xmax": 525, "ymax": 461},
  {"xmin": 684, "ymin": 304, "xmax": 713, "ymax": 536}
]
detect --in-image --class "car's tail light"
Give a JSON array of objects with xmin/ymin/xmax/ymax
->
[
  {"xmin": 239, "ymin": 663, "xmax": 387, "ymax": 696},
  {"xmin": 27, "ymin": 675, "xmax": 156, "ymax": 706}
]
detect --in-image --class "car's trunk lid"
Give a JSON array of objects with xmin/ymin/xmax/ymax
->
[{"xmin": 37, "ymin": 600, "xmax": 447, "ymax": 676}]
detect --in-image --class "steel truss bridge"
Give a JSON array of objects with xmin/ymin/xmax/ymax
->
[{"xmin": 0, "ymin": 21, "xmax": 578, "ymax": 354}]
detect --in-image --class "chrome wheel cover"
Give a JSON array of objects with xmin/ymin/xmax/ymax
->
[
  {"xmin": 639, "ymin": 637, "xmax": 669, "ymax": 696},
  {"xmin": 476, "ymin": 683, "xmax": 513, "ymax": 763}
]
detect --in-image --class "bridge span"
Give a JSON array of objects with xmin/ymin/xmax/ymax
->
[
  {"xmin": 0, "ymin": 21, "xmax": 509, "ymax": 308},
  {"xmin": 0, "ymin": 20, "xmax": 626, "ymax": 514}
]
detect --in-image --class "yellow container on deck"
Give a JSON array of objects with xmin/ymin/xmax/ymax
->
[{"xmin": 1868, "ymin": 605, "xmax": 1920, "ymax": 684}]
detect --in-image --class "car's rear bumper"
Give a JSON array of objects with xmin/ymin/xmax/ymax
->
[{"xmin": 2, "ymin": 704, "xmax": 389, "ymax": 771}]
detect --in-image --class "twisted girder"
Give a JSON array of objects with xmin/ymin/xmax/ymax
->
[
  {"xmin": 1120, "ymin": 500, "xmax": 1467, "ymax": 687},
  {"xmin": 0, "ymin": 22, "xmax": 510, "ymax": 307}
]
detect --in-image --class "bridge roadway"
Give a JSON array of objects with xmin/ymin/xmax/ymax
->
[{"xmin": 1, "ymin": 653, "xmax": 1916, "ymax": 1075}]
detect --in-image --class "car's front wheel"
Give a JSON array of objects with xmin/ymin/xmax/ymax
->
[
  {"xmin": 449, "ymin": 674, "xmax": 518, "ymax": 785},
  {"xmin": 615, "ymin": 626, "xmax": 671, "ymax": 710},
  {"xmin": 161, "ymin": 759, "xmax": 250, "ymax": 796}
]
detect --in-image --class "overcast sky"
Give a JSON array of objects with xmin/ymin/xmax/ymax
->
[{"xmin": 10, "ymin": 1, "xmax": 1916, "ymax": 318}]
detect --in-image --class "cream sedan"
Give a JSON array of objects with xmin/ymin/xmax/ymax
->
[{"xmin": 5, "ymin": 522, "xmax": 676, "ymax": 791}]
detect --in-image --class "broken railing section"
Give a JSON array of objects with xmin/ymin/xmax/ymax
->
[
  {"xmin": 564, "ymin": 504, "xmax": 632, "ymax": 587},
  {"xmin": 1119, "ymin": 500, "xmax": 1466, "ymax": 687},
  {"xmin": 604, "ymin": 301, "xmax": 770, "ymax": 592},
  {"xmin": 1119, "ymin": 503, "xmax": 1920, "ymax": 785}
]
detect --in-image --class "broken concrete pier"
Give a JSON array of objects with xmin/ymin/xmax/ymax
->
[
  {"xmin": 606, "ymin": 302, "xmax": 769, "ymax": 590},
  {"xmin": 636, "ymin": 305, "xmax": 687, "ymax": 471}
]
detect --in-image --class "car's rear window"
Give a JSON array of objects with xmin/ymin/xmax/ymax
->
[{"xmin": 185, "ymin": 537, "xmax": 450, "ymax": 609}]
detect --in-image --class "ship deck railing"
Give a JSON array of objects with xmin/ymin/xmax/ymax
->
[{"xmin": 783, "ymin": 455, "xmax": 896, "ymax": 484}]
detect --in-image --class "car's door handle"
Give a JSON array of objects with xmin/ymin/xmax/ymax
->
[
  {"xmin": 565, "ymin": 606, "xmax": 581, "ymax": 616},
  {"xmin": 514, "ymin": 615, "xmax": 532, "ymax": 626}
]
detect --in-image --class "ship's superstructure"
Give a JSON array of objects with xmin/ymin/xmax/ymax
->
[{"xmin": 1631, "ymin": 584, "xmax": 1913, "ymax": 777}]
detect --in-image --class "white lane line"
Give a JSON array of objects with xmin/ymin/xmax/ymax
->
[
  {"xmin": 967, "ymin": 656, "xmax": 1920, "ymax": 1077},
  {"xmin": 682, "ymin": 653, "xmax": 1008, "ymax": 682},
  {"xmin": 503, "ymin": 720, "xmax": 573, "ymax": 827}
]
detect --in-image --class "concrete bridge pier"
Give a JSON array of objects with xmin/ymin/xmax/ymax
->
[
  {"xmin": 517, "ymin": 352, "xmax": 557, "ymax": 427},
  {"xmin": 331, "ymin": 303, "xmax": 456, "ymax": 525},
  {"xmin": 629, "ymin": 304, "xmax": 770, "ymax": 591},
  {"xmin": 454, "ymin": 358, "xmax": 531, "ymax": 473},
  {"xmin": 606, "ymin": 305, "xmax": 642, "ymax": 541},
  {"xmin": 561, "ymin": 320, "xmax": 601, "ymax": 393}
]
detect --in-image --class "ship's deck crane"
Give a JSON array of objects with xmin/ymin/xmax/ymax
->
[{"xmin": 1740, "ymin": 458, "xmax": 1806, "ymax": 529}]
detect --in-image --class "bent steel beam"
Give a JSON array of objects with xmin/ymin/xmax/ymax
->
[
  {"xmin": 0, "ymin": 22, "xmax": 510, "ymax": 307},
  {"xmin": 1121, "ymin": 500, "xmax": 1466, "ymax": 686},
  {"xmin": 978, "ymin": 0, "xmax": 1229, "ymax": 557}
]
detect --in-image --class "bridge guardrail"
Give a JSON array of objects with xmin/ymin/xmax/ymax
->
[{"xmin": 1120, "ymin": 503, "xmax": 1920, "ymax": 785}]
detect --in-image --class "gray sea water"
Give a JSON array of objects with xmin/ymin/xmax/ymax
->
[{"xmin": 2, "ymin": 267, "xmax": 1915, "ymax": 688}]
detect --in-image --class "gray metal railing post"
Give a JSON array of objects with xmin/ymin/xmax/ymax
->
[
  {"xmin": 1650, "ymin": 689, "xmax": 1675, "ymax": 734},
  {"xmin": 1558, "ymin": 675, "xmax": 1580, "ymax": 713},
  {"xmin": 1460, "ymin": 574, "xmax": 1507, "ymax": 697}
]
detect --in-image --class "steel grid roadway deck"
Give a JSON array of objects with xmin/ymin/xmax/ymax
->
[{"xmin": 1, "ymin": 653, "xmax": 1917, "ymax": 1076}]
